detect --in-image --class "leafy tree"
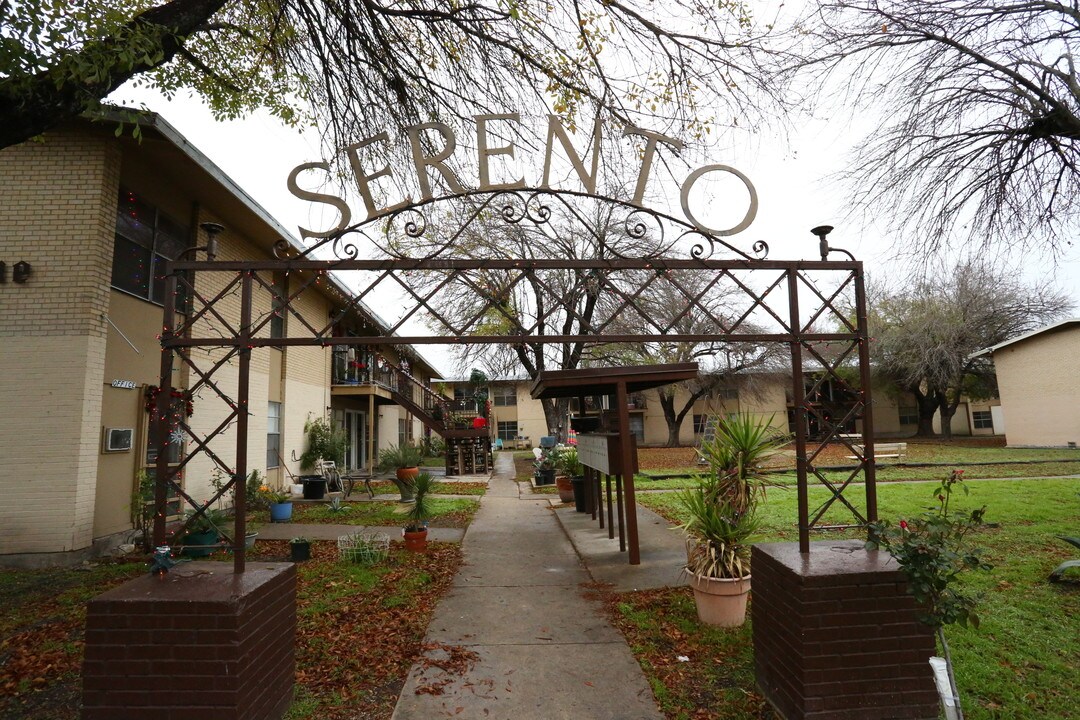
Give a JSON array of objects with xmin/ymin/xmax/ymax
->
[
  {"xmin": 869, "ymin": 260, "xmax": 1072, "ymax": 439},
  {"xmin": 0, "ymin": 0, "xmax": 781, "ymax": 152},
  {"xmin": 797, "ymin": 0, "xmax": 1080, "ymax": 255}
]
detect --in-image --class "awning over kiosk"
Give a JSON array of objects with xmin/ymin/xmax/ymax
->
[{"xmin": 530, "ymin": 362, "xmax": 699, "ymax": 564}]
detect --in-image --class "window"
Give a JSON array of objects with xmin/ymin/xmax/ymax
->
[
  {"xmin": 492, "ymin": 385, "xmax": 517, "ymax": 406},
  {"xmin": 898, "ymin": 406, "xmax": 918, "ymax": 425},
  {"xmin": 717, "ymin": 387, "xmax": 738, "ymax": 400},
  {"xmin": 398, "ymin": 418, "xmax": 407, "ymax": 447},
  {"xmin": 693, "ymin": 414, "xmax": 708, "ymax": 434},
  {"xmin": 267, "ymin": 402, "xmax": 281, "ymax": 468},
  {"xmin": 269, "ymin": 273, "xmax": 285, "ymax": 339},
  {"xmin": 112, "ymin": 187, "xmax": 189, "ymax": 305},
  {"xmin": 972, "ymin": 410, "xmax": 993, "ymax": 430},
  {"xmin": 629, "ymin": 415, "xmax": 644, "ymax": 442},
  {"xmin": 497, "ymin": 421, "xmax": 518, "ymax": 441}
]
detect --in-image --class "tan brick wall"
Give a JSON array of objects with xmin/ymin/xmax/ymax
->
[
  {"xmin": 0, "ymin": 336, "xmax": 107, "ymax": 553},
  {"xmin": 0, "ymin": 130, "xmax": 119, "ymax": 338},
  {"xmin": 994, "ymin": 328, "xmax": 1080, "ymax": 447},
  {"xmin": 0, "ymin": 131, "xmax": 119, "ymax": 555}
]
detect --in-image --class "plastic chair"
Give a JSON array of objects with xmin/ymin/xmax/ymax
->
[{"xmin": 494, "ymin": 438, "xmax": 504, "ymax": 450}]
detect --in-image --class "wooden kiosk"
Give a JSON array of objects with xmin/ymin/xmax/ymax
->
[{"xmin": 530, "ymin": 362, "xmax": 699, "ymax": 564}]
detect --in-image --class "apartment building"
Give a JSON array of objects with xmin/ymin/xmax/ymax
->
[{"xmin": 0, "ymin": 113, "xmax": 440, "ymax": 565}]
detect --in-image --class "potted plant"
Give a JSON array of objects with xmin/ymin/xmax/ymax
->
[
  {"xmin": 377, "ymin": 442, "xmax": 425, "ymax": 502},
  {"xmin": 677, "ymin": 413, "xmax": 786, "ymax": 626},
  {"xmin": 534, "ymin": 446, "xmax": 557, "ymax": 486},
  {"xmin": 554, "ymin": 447, "xmax": 580, "ymax": 503},
  {"xmin": 258, "ymin": 484, "xmax": 293, "ymax": 522},
  {"xmin": 290, "ymin": 536, "xmax": 311, "ymax": 562},
  {"xmin": 180, "ymin": 506, "xmax": 227, "ymax": 557},
  {"xmin": 396, "ymin": 472, "xmax": 438, "ymax": 552},
  {"xmin": 676, "ymin": 483, "xmax": 759, "ymax": 626}
]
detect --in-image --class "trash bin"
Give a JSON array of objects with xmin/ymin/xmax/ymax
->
[
  {"xmin": 571, "ymin": 476, "xmax": 587, "ymax": 512},
  {"xmin": 301, "ymin": 475, "xmax": 326, "ymax": 500}
]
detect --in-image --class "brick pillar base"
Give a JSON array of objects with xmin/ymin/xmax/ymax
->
[
  {"xmin": 82, "ymin": 561, "xmax": 296, "ymax": 720},
  {"xmin": 751, "ymin": 540, "xmax": 939, "ymax": 720}
]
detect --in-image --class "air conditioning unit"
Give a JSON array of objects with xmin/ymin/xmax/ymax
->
[{"xmin": 103, "ymin": 427, "xmax": 134, "ymax": 452}]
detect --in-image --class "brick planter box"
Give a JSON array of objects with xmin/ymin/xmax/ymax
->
[
  {"xmin": 752, "ymin": 540, "xmax": 939, "ymax": 720},
  {"xmin": 82, "ymin": 561, "xmax": 296, "ymax": 720}
]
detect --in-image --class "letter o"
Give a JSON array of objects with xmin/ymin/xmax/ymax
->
[{"xmin": 679, "ymin": 164, "xmax": 758, "ymax": 236}]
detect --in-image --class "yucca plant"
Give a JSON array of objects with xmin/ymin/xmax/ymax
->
[
  {"xmin": 377, "ymin": 442, "xmax": 425, "ymax": 472},
  {"xmin": 699, "ymin": 413, "xmax": 787, "ymax": 517},
  {"xmin": 396, "ymin": 472, "xmax": 438, "ymax": 532},
  {"xmin": 677, "ymin": 478, "xmax": 760, "ymax": 579}
]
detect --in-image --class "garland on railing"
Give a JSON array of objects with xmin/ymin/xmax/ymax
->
[{"xmin": 144, "ymin": 385, "xmax": 194, "ymax": 418}]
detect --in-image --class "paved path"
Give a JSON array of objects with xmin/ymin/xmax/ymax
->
[{"xmin": 391, "ymin": 453, "xmax": 664, "ymax": 720}]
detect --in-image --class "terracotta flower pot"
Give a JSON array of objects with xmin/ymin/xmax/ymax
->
[
  {"xmin": 394, "ymin": 467, "xmax": 419, "ymax": 502},
  {"xmin": 403, "ymin": 527, "xmax": 428, "ymax": 553},
  {"xmin": 555, "ymin": 475, "xmax": 575, "ymax": 503},
  {"xmin": 688, "ymin": 572, "xmax": 751, "ymax": 627}
]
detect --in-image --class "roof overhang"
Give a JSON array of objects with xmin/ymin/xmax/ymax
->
[
  {"xmin": 969, "ymin": 318, "xmax": 1080, "ymax": 360},
  {"xmin": 530, "ymin": 362, "xmax": 700, "ymax": 400}
]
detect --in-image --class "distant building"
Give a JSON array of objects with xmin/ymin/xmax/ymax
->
[
  {"xmin": 974, "ymin": 319, "xmax": 1080, "ymax": 447},
  {"xmin": 436, "ymin": 371, "xmax": 998, "ymax": 447}
]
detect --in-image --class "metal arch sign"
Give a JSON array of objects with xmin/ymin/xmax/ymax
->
[{"xmin": 286, "ymin": 114, "xmax": 758, "ymax": 240}]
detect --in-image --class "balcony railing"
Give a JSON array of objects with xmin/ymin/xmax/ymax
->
[{"xmin": 331, "ymin": 348, "xmax": 399, "ymax": 391}]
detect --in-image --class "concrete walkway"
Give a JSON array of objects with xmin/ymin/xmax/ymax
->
[{"xmin": 391, "ymin": 453, "xmax": 664, "ymax": 720}]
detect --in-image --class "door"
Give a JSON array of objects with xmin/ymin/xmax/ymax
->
[{"xmin": 344, "ymin": 410, "xmax": 367, "ymax": 471}]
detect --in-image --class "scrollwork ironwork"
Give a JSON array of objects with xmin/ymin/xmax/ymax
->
[{"xmin": 289, "ymin": 187, "xmax": 772, "ymax": 263}]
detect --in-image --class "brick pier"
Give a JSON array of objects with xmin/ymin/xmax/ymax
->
[
  {"xmin": 752, "ymin": 540, "xmax": 939, "ymax": 720},
  {"xmin": 82, "ymin": 561, "xmax": 295, "ymax": 720}
]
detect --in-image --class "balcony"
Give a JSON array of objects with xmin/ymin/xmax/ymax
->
[{"xmin": 330, "ymin": 348, "xmax": 399, "ymax": 400}]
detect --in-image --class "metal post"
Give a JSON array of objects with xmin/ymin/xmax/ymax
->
[
  {"xmin": 616, "ymin": 381, "xmax": 641, "ymax": 564},
  {"xmin": 153, "ymin": 270, "xmax": 178, "ymax": 549},
  {"xmin": 788, "ymin": 269, "xmax": 811, "ymax": 554},
  {"xmin": 233, "ymin": 271, "xmax": 253, "ymax": 574},
  {"xmin": 853, "ymin": 264, "xmax": 878, "ymax": 523}
]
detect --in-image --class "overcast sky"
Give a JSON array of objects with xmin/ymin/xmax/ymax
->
[{"xmin": 111, "ymin": 85, "xmax": 1080, "ymax": 375}]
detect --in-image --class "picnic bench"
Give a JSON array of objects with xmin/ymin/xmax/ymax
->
[{"xmin": 847, "ymin": 442, "xmax": 907, "ymax": 463}]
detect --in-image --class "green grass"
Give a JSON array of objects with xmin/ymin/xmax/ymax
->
[
  {"xmin": 250, "ymin": 498, "xmax": 480, "ymax": 527},
  {"xmin": 633, "ymin": 461, "xmax": 1080, "ymax": 491},
  {"xmin": 634, "ymin": 478, "xmax": 1080, "ymax": 719}
]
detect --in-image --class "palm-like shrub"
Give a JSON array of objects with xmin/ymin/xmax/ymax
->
[
  {"xmin": 397, "ymin": 472, "xmax": 438, "ymax": 532},
  {"xmin": 677, "ymin": 476, "xmax": 760, "ymax": 579},
  {"xmin": 377, "ymin": 442, "xmax": 425, "ymax": 471},
  {"xmin": 698, "ymin": 413, "xmax": 787, "ymax": 516}
]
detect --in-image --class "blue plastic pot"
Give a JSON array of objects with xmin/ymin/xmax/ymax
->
[{"xmin": 269, "ymin": 501, "xmax": 293, "ymax": 522}]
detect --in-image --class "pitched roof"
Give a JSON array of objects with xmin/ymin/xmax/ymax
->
[{"xmin": 970, "ymin": 318, "xmax": 1080, "ymax": 358}]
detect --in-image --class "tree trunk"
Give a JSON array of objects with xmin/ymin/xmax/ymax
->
[
  {"xmin": 541, "ymin": 398, "xmax": 569, "ymax": 443},
  {"xmin": 911, "ymin": 386, "xmax": 939, "ymax": 438},
  {"xmin": 658, "ymin": 392, "xmax": 682, "ymax": 447},
  {"xmin": 938, "ymin": 395, "xmax": 956, "ymax": 441}
]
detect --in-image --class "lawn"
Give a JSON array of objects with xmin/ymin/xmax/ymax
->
[
  {"xmin": 358, "ymin": 479, "xmax": 488, "ymax": 497},
  {"xmin": 625, "ymin": 477, "xmax": 1080, "ymax": 719},
  {"xmin": 631, "ymin": 440, "xmax": 1080, "ymax": 491},
  {"xmin": 249, "ymin": 498, "xmax": 480, "ymax": 528},
  {"xmin": 0, "ymin": 560, "xmax": 152, "ymax": 718},
  {"xmin": 0, "ymin": 541, "xmax": 463, "ymax": 720}
]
